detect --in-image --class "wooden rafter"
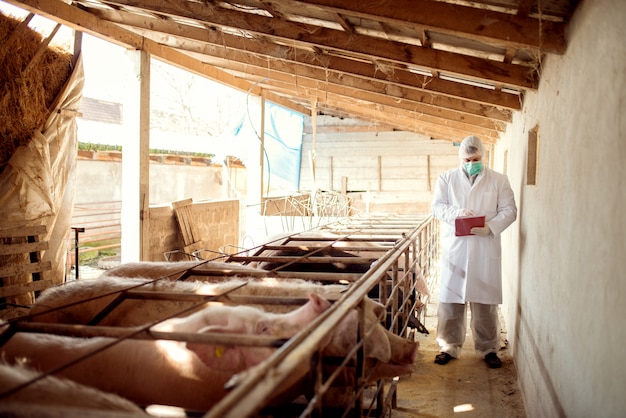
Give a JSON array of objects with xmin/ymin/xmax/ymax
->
[
  {"xmin": 3, "ymin": 0, "xmax": 578, "ymax": 141},
  {"xmin": 88, "ymin": 0, "xmax": 540, "ymax": 90},
  {"xmin": 2, "ymin": 0, "xmax": 310, "ymax": 115},
  {"xmin": 261, "ymin": 79, "xmax": 503, "ymax": 138},
  {"xmin": 199, "ymin": 57, "xmax": 512, "ymax": 121},
  {"xmin": 104, "ymin": 11, "xmax": 522, "ymax": 109},
  {"xmin": 279, "ymin": 0, "xmax": 567, "ymax": 52}
]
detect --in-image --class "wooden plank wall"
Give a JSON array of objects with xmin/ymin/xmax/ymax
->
[{"xmin": 300, "ymin": 120, "xmax": 460, "ymax": 213}]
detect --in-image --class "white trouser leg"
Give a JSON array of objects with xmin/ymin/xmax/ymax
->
[
  {"xmin": 436, "ymin": 302, "xmax": 467, "ymax": 358},
  {"xmin": 470, "ymin": 302, "xmax": 500, "ymax": 357}
]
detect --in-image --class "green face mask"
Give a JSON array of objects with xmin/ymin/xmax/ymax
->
[{"xmin": 464, "ymin": 161, "xmax": 483, "ymax": 176}]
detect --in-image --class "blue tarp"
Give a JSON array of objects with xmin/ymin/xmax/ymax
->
[{"xmin": 234, "ymin": 101, "xmax": 304, "ymax": 194}]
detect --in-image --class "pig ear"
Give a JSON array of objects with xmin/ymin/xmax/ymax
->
[
  {"xmin": 186, "ymin": 325, "xmax": 243, "ymax": 371},
  {"xmin": 363, "ymin": 324, "xmax": 392, "ymax": 362},
  {"xmin": 255, "ymin": 320, "xmax": 272, "ymax": 335},
  {"xmin": 366, "ymin": 299, "xmax": 386, "ymax": 322},
  {"xmin": 309, "ymin": 293, "xmax": 331, "ymax": 312}
]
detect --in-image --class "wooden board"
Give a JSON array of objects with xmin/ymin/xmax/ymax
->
[
  {"xmin": 0, "ymin": 224, "xmax": 52, "ymax": 305},
  {"xmin": 0, "ymin": 277, "xmax": 53, "ymax": 298},
  {"xmin": 172, "ymin": 198, "xmax": 201, "ymax": 246}
]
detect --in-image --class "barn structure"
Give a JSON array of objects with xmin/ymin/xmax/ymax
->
[{"xmin": 1, "ymin": 0, "xmax": 625, "ymax": 417}]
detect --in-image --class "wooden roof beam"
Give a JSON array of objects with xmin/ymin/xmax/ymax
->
[
  {"xmin": 88, "ymin": 0, "xmax": 539, "ymax": 90},
  {"xmin": 105, "ymin": 12, "xmax": 522, "ymax": 110},
  {"xmin": 293, "ymin": 0, "xmax": 567, "ymax": 53},
  {"xmin": 517, "ymin": 0, "xmax": 535, "ymax": 17},
  {"xmin": 317, "ymin": 101, "xmax": 499, "ymax": 142},
  {"xmin": 231, "ymin": 74, "xmax": 506, "ymax": 134},
  {"xmin": 4, "ymin": 0, "xmax": 308, "ymax": 116},
  {"xmin": 333, "ymin": 13, "xmax": 354, "ymax": 33},
  {"xmin": 315, "ymin": 94, "xmax": 501, "ymax": 138},
  {"xmin": 191, "ymin": 52, "xmax": 512, "ymax": 125}
]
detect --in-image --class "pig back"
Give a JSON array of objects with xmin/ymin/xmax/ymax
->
[
  {"xmin": 0, "ymin": 362, "xmax": 147, "ymax": 414},
  {"xmin": 28, "ymin": 276, "xmax": 234, "ymax": 326}
]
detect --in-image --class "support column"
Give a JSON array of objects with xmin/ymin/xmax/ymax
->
[
  {"xmin": 259, "ymin": 96, "xmax": 266, "ymax": 198},
  {"xmin": 121, "ymin": 49, "xmax": 150, "ymax": 263}
]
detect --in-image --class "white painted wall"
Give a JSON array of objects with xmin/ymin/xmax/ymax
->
[
  {"xmin": 498, "ymin": 1, "xmax": 626, "ymax": 416},
  {"xmin": 74, "ymin": 159, "xmax": 247, "ymax": 206}
]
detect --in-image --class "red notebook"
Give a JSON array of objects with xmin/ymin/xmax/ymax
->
[{"xmin": 454, "ymin": 215, "xmax": 485, "ymax": 236}]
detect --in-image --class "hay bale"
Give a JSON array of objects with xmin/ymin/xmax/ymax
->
[{"xmin": 0, "ymin": 11, "xmax": 73, "ymax": 174}]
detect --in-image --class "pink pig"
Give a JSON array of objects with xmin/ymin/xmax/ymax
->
[
  {"xmin": 155, "ymin": 292, "xmax": 332, "ymax": 371},
  {"xmin": 0, "ymin": 293, "xmax": 330, "ymax": 411}
]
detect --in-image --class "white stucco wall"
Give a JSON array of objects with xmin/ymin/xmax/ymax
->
[
  {"xmin": 498, "ymin": 1, "xmax": 626, "ymax": 416},
  {"xmin": 74, "ymin": 159, "xmax": 247, "ymax": 206}
]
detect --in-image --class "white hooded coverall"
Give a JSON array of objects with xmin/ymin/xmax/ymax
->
[{"xmin": 431, "ymin": 165, "xmax": 517, "ymax": 357}]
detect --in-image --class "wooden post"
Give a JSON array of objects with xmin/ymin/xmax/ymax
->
[
  {"xmin": 121, "ymin": 49, "xmax": 150, "ymax": 263},
  {"xmin": 330, "ymin": 156, "xmax": 334, "ymax": 191},
  {"xmin": 310, "ymin": 97, "xmax": 317, "ymax": 182},
  {"xmin": 378, "ymin": 155, "xmax": 382, "ymax": 191},
  {"xmin": 427, "ymin": 154, "xmax": 432, "ymax": 192},
  {"xmin": 259, "ymin": 96, "xmax": 266, "ymax": 198},
  {"xmin": 72, "ymin": 29, "xmax": 82, "ymax": 68},
  {"xmin": 139, "ymin": 51, "xmax": 151, "ymax": 261}
]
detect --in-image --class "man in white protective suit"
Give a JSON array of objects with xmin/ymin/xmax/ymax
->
[{"xmin": 431, "ymin": 135, "xmax": 517, "ymax": 368}]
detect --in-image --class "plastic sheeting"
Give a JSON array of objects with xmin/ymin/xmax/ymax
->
[
  {"xmin": 235, "ymin": 102, "xmax": 304, "ymax": 195},
  {"xmin": 0, "ymin": 54, "xmax": 84, "ymax": 300}
]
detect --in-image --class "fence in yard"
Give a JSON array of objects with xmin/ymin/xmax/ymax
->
[{"xmin": 68, "ymin": 201, "xmax": 121, "ymax": 267}]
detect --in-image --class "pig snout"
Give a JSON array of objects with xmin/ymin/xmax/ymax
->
[
  {"xmin": 367, "ymin": 361, "xmax": 415, "ymax": 382},
  {"xmin": 272, "ymin": 292, "xmax": 330, "ymax": 335},
  {"xmin": 386, "ymin": 330, "xmax": 419, "ymax": 365}
]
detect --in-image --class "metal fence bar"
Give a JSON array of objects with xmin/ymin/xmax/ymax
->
[{"xmin": 204, "ymin": 214, "xmax": 439, "ymax": 418}]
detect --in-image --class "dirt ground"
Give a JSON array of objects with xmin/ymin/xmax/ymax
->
[{"xmin": 391, "ymin": 290, "xmax": 527, "ymax": 418}]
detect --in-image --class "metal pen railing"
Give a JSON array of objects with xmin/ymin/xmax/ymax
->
[{"xmin": 207, "ymin": 213, "xmax": 439, "ymax": 418}]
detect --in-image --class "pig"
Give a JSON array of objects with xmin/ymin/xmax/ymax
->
[
  {"xmin": 29, "ymin": 275, "xmax": 412, "ymax": 366},
  {"xmin": 29, "ymin": 275, "xmax": 343, "ymax": 325},
  {"xmin": 101, "ymin": 260, "xmax": 268, "ymax": 280},
  {"xmin": 145, "ymin": 278, "xmax": 418, "ymax": 403},
  {"xmin": 255, "ymin": 245, "xmax": 377, "ymax": 275},
  {"xmin": 218, "ymin": 306, "xmax": 418, "ymax": 410},
  {"xmin": 29, "ymin": 276, "xmax": 234, "ymax": 326},
  {"xmin": 32, "ymin": 272, "xmax": 418, "ymax": 411},
  {"xmin": 151, "ymin": 292, "xmax": 334, "ymax": 371},
  {"xmin": 0, "ymin": 362, "xmax": 147, "ymax": 415},
  {"xmin": 238, "ymin": 279, "xmax": 419, "ymax": 371},
  {"xmin": 2, "ymin": 293, "xmax": 330, "ymax": 411},
  {"xmin": 93, "ymin": 257, "xmax": 420, "ymax": 327},
  {"xmin": 253, "ymin": 230, "xmax": 408, "ymax": 269},
  {"xmin": 30, "ymin": 271, "xmax": 419, "ymax": 395},
  {"xmin": 252, "ymin": 244, "xmax": 426, "ymax": 333},
  {"xmin": 1, "ymin": 332, "xmax": 236, "ymax": 411}
]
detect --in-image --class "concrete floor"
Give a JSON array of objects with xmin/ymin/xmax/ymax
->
[{"xmin": 391, "ymin": 289, "xmax": 527, "ymax": 417}]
